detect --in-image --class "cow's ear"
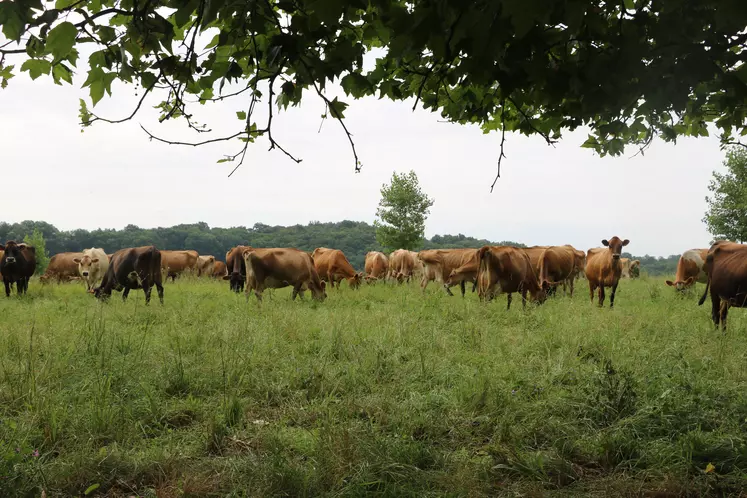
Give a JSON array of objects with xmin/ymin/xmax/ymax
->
[
  {"xmin": 222, "ymin": 275, "xmax": 231, "ymax": 280},
  {"xmin": 320, "ymin": 280, "xmax": 326, "ymax": 290},
  {"xmin": 91, "ymin": 258, "xmax": 99, "ymax": 263},
  {"xmin": 684, "ymin": 276, "xmax": 694, "ymax": 285},
  {"xmin": 622, "ymin": 239, "xmax": 630, "ymax": 246},
  {"xmin": 665, "ymin": 280, "xmax": 674, "ymax": 286},
  {"xmin": 602, "ymin": 239, "xmax": 609, "ymax": 246},
  {"xmin": 73, "ymin": 258, "xmax": 81, "ymax": 264}
]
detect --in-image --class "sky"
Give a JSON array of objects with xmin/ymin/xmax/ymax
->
[{"xmin": 0, "ymin": 45, "xmax": 726, "ymax": 257}]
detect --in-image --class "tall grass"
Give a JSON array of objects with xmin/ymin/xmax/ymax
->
[{"xmin": 0, "ymin": 276, "xmax": 746, "ymax": 497}]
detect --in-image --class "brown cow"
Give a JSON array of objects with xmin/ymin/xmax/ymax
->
[
  {"xmin": 0, "ymin": 242, "xmax": 36, "ymax": 296},
  {"xmin": 585, "ymin": 236, "xmax": 630, "ymax": 307},
  {"xmin": 160, "ymin": 250, "xmax": 199, "ymax": 282},
  {"xmin": 389, "ymin": 249, "xmax": 417, "ymax": 283},
  {"xmin": 364, "ymin": 251, "xmax": 389, "ymax": 283},
  {"xmin": 698, "ymin": 241, "xmax": 747, "ymax": 330},
  {"xmin": 419, "ymin": 248, "xmax": 478, "ymax": 296},
  {"xmin": 93, "ymin": 245, "xmax": 164, "ymax": 304},
  {"xmin": 522, "ymin": 246, "xmax": 550, "ymax": 277},
  {"xmin": 476, "ymin": 246, "xmax": 545, "ymax": 309},
  {"xmin": 666, "ymin": 249, "xmax": 709, "ymax": 291},
  {"xmin": 212, "ymin": 260, "xmax": 227, "ymax": 278},
  {"xmin": 241, "ymin": 248, "xmax": 327, "ymax": 302},
  {"xmin": 196, "ymin": 255, "xmax": 216, "ymax": 277},
  {"xmin": 224, "ymin": 245, "xmax": 252, "ymax": 292},
  {"xmin": 40, "ymin": 251, "xmax": 85, "ymax": 284},
  {"xmin": 311, "ymin": 248, "xmax": 363, "ymax": 289},
  {"xmin": 537, "ymin": 245, "xmax": 578, "ymax": 297}
]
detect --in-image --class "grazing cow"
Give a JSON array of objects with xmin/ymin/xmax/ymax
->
[
  {"xmin": 0, "ymin": 242, "xmax": 36, "ymax": 296},
  {"xmin": 74, "ymin": 247, "xmax": 109, "ymax": 291},
  {"xmin": 630, "ymin": 260, "xmax": 641, "ymax": 278},
  {"xmin": 409, "ymin": 250, "xmax": 424, "ymax": 279},
  {"xmin": 311, "ymin": 247, "xmax": 363, "ymax": 289},
  {"xmin": 242, "ymin": 247, "xmax": 327, "ymax": 302},
  {"xmin": 568, "ymin": 245, "xmax": 587, "ymax": 282},
  {"xmin": 538, "ymin": 245, "xmax": 578, "ymax": 297},
  {"xmin": 224, "ymin": 245, "xmax": 252, "ymax": 292},
  {"xmin": 160, "ymin": 250, "xmax": 198, "ymax": 282},
  {"xmin": 196, "ymin": 255, "xmax": 216, "ymax": 277},
  {"xmin": 40, "ymin": 251, "xmax": 85, "ymax": 284},
  {"xmin": 212, "ymin": 260, "xmax": 227, "ymax": 278},
  {"xmin": 697, "ymin": 241, "xmax": 747, "ymax": 330},
  {"xmin": 419, "ymin": 248, "xmax": 479, "ymax": 296},
  {"xmin": 389, "ymin": 249, "xmax": 417, "ymax": 283},
  {"xmin": 522, "ymin": 246, "xmax": 550, "ymax": 277},
  {"xmin": 666, "ymin": 249, "xmax": 709, "ymax": 291},
  {"xmin": 476, "ymin": 246, "xmax": 545, "ymax": 309},
  {"xmin": 585, "ymin": 237, "xmax": 630, "ymax": 307},
  {"xmin": 93, "ymin": 246, "xmax": 164, "ymax": 304},
  {"xmin": 364, "ymin": 251, "xmax": 389, "ymax": 282}
]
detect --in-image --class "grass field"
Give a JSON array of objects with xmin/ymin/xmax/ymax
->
[{"xmin": 1, "ymin": 275, "xmax": 747, "ymax": 497}]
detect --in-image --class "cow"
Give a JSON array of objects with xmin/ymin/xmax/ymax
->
[
  {"xmin": 160, "ymin": 250, "xmax": 198, "ymax": 282},
  {"xmin": 475, "ymin": 245, "xmax": 545, "ymax": 309},
  {"xmin": 585, "ymin": 236, "xmax": 630, "ymax": 308},
  {"xmin": 364, "ymin": 251, "xmax": 389, "ymax": 283},
  {"xmin": 0, "ymin": 241, "xmax": 36, "ymax": 296},
  {"xmin": 224, "ymin": 245, "xmax": 252, "ymax": 292},
  {"xmin": 196, "ymin": 255, "xmax": 216, "ymax": 277},
  {"xmin": 409, "ymin": 250, "xmax": 424, "ymax": 280},
  {"xmin": 419, "ymin": 248, "xmax": 479, "ymax": 296},
  {"xmin": 74, "ymin": 247, "xmax": 109, "ymax": 291},
  {"xmin": 522, "ymin": 245, "xmax": 550, "ymax": 277},
  {"xmin": 93, "ymin": 246, "xmax": 164, "ymax": 304},
  {"xmin": 620, "ymin": 258, "xmax": 632, "ymax": 278},
  {"xmin": 241, "ymin": 247, "xmax": 327, "ymax": 302},
  {"xmin": 311, "ymin": 247, "xmax": 363, "ymax": 289},
  {"xmin": 666, "ymin": 249, "xmax": 709, "ymax": 291},
  {"xmin": 39, "ymin": 251, "xmax": 85, "ymax": 284},
  {"xmin": 212, "ymin": 260, "xmax": 227, "ymax": 278},
  {"xmin": 697, "ymin": 241, "xmax": 747, "ymax": 330},
  {"xmin": 568, "ymin": 245, "xmax": 587, "ymax": 282},
  {"xmin": 106, "ymin": 254, "xmax": 113, "ymax": 262},
  {"xmin": 630, "ymin": 260, "xmax": 641, "ymax": 278},
  {"xmin": 389, "ymin": 249, "xmax": 417, "ymax": 283},
  {"xmin": 537, "ymin": 245, "xmax": 578, "ymax": 297}
]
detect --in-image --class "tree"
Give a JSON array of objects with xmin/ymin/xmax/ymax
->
[
  {"xmin": 1, "ymin": 1, "xmax": 746, "ymax": 185},
  {"xmin": 703, "ymin": 147, "xmax": 747, "ymax": 243},
  {"xmin": 22, "ymin": 229, "xmax": 49, "ymax": 275},
  {"xmin": 374, "ymin": 171, "xmax": 434, "ymax": 251}
]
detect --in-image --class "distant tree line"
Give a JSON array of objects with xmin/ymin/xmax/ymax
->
[{"xmin": 0, "ymin": 220, "xmax": 680, "ymax": 275}]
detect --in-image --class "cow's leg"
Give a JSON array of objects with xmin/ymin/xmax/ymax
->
[
  {"xmin": 598, "ymin": 285, "xmax": 605, "ymax": 307},
  {"xmin": 143, "ymin": 282, "xmax": 152, "ymax": 304},
  {"xmin": 507, "ymin": 293, "xmax": 512, "ymax": 310},
  {"xmin": 4, "ymin": 280, "xmax": 10, "ymax": 297},
  {"xmin": 17, "ymin": 278, "xmax": 24, "ymax": 296},
  {"xmin": 569, "ymin": 278, "xmax": 574, "ymax": 298},
  {"xmin": 122, "ymin": 287, "xmax": 131, "ymax": 302},
  {"xmin": 420, "ymin": 274, "xmax": 429, "ymax": 292},
  {"xmin": 155, "ymin": 279, "xmax": 164, "ymax": 305},
  {"xmin": 292, "ymin": 283, "xmax": 303, "ymax": 300},
  {"xmin": 589, "ymin": 281, "xmax": 595, "ymax": 303},
  {"xmin": 710, "ymin": 292, "xmax": 721, "ymax": 329},
  {"xmin": 720, "ymin": 299, "xmax": 729, "ymax": 332},
  {"xmin": 610, "ymin": 282, "xmax": 619, "ymax": 308},
  {"xmin": 460, "ymin": 280, "xmax": 466, "ymax": 298},
  {"xmin": 521, "ymin": 288, "xmax": 528, "ymax": 309}
]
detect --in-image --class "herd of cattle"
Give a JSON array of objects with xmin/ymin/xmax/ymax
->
[{"xmin": 0, "ymin": 237, "xmax": 744, "ymax": 329}]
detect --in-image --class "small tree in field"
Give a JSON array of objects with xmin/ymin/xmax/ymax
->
[
  {"xmin": 375, "ymin": 171, "xmax": 434, "ymax": 251},
  {"xmin": 703, "ymin": 147, "xmax": 747, "ymax": 243},
  {"xmin": 23, "ymin": 229, "xmax": 50, "ymax": 276}
]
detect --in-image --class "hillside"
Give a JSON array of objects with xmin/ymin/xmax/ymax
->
[{"xmin": 0, "ymin": 220, "xmax": 679, "ymax": 275}]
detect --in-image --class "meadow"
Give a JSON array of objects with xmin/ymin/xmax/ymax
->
[{"xmin": 1, "ymin": 275, "xmax": 746, "ymax": 497}]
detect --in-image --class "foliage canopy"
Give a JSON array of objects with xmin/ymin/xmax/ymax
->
[
  {"xmin": 2, "ymin": 0, "xmax": 747, "ymax": 178},
  {"xmin": 703, "ymin": 147, "xmax": 747, "ymax": 243},
  {"xmin": 374, "ymin": 170, "xmax": 434, "ymax": 251},
  {"xmin": 22, "ymin": 228, "xmax": 49, "ymax": 274}
]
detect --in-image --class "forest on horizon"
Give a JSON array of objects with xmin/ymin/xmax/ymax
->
[{"xmin": 0, "ymin": 220, "xmax": 680, "ymax": 275}]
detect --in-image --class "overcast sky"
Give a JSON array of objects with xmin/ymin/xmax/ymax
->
[{"xmin": 0, "ymin": 45, "xmax": 725, "ymax": 257}]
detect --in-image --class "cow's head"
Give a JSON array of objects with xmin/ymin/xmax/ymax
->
[
  {"xmin": 1, "ymin": 241, "xmax": 22, "ymax": 265},
  {"xmin": 666, "ymin": 276, "xmax": 695, "ymax": 291},
  {"xmin": 73, "ymin": 255, "xmax": 99, "ymax": 278},
  {"xmin": 312, "ymin": 280, "xmax": 327, "ymax": 301},
  {"xmin": 602, "ymin": 237, "xmax": 629, "ymax": 261},
  {"xmin": 348, "ymin": 272, "xmax": 363, "ymax": 289},
  {"xmin": 92, "ymin": 285, "xmax": 111, "ymax": 300}
]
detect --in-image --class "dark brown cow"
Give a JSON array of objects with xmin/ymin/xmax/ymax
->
[
  {"xmin": 40, "ymin": 251, "xmax": 85, "ymax": 284},
  {"xmin": 698, "ymin": 241, "xmax": 747, "ymax": 330},
  {"xmin": 584, "ymin": 236, "xmax": 630, "ymax": 307},
  {"xmin": 476, "ymin": 246, "xmax": 545, "ymax": 309},
  {"xmin": 212, "ymin": 260, "xmax": 227, "ymax": 278},
  {"xmin": 0, "ymin": 242, "xmax": 36, "ymax": 296},
  {"xmin": 666, "ymin": 248, "xmax": 709, "ymax": 291},
  {"xmin": 419, "ymin": 248, "xmax": 479, "ymax": 296},
  {"xmin": 364, "ymin": 251, "xmax": 388, "ymax": 283},
  {"xmin": 242, "ymin": 248, "xmax": 327, "ymax": 302},
  {"xmin": 538, "ymin": 245, "xmax": 577, "ymax": 297},
  {"xmin": 224, "ymin": 245, "xmax": 252, "ymax": 292},
  {"xmin": 93, "ymin": 246, "xmax": 164, "ymax": 304},
  {"xmin": 311, "ymin": 247, "xmax": 363, "ymax": 289},
  {"xmin": 160, "ymin": 250, "xmax": 198, "ymax": 282}
]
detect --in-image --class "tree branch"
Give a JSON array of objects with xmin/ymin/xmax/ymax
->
[
  {"xmin": 507, "ymin": 96, "xmax": 557, "ymax": 146},
  {"xmin": 139, "ymin": 126, "xmax": 244, "ymax": 147},
  {"xmin": 81, "ymin": 70, "xmax": 163, "ymax": 126},
  {"xmin": 490, "ymin": 100, "xmax": 507, "ymax": 193},
  {"xmin": 73, "ymin": 8, "xmax": 133, "ymax": 28}
]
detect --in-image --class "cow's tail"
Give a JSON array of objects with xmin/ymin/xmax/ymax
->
[
  {"xmin": 698, "ymin": 252, "xmax": 715, "ymax": 306},
  {"xmin": 149, "ymin": 246, "xmax": 162, "ymax": 285}
]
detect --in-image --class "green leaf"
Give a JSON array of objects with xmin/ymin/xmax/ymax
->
[
  {"xmin": 340, "ymin": 73, "xmax": 371, "ymax": 98},
  {"xmin": 52, "ymin": 63, "xmax": 73, "ymax": 85},
  {"xmin": 0, "ymin": 2, "xmax": 25, "ymax": 41},
  {"xmin": 199, "ymin": 88, "xmax": 214, "ymax": 103},
  {"xmin": 623, "ymin": 0, "xmax": 635, "ymax": 10},
  {"xmin": 140, "ymin": 71, "xmax": 157, "ymax": 89},
  {"xmin": 84, "ymin": 484, "xmax": 100, "ymax": 495},
  {"xmin": 236, "ymin": 111, "xmax": 246, "ymax": 120},
  {"xmin": 45, "ymin": 22, "xmax": 77, "ymax": 61},
  {"xmin": 174, "ymin": 0, "xmax": 198, "ymax": 28},
  {"xmin": 20, "ymin": 59, "xmax": 52, "ymax": 80},
  {"xmin": 55, "ymin": 0, "xmax": 79, "ymax": 8},
  {"xmin": 328, "ymin": 97, "xmax": 348, "ymax": 119},
  {"xmin": 90, "ymin": 79, "xmax": 105, "ymax": 106}
]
